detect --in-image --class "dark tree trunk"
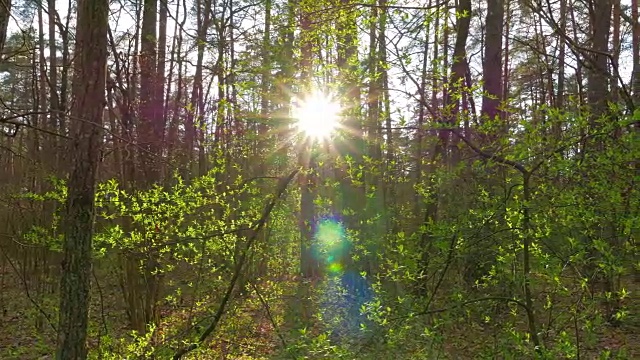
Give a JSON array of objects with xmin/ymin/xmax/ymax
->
[
  {"xmin": 632, "ymin": 0, "xmax": 640, "ymax": 104},
  {"xmin": 0, "ymin": 0, "xmax": 10, "ymax": 56},
  {"xmin": 587, "ymin": 0, "xmax": 612, "ymax": 121},
  {"xmin": 481, "ymin": 0, "xmax": 504, "ymax": 122},
  {"xmin": 55, "ymin": 0, "xmax": 108, "ymax": 357},
  {"xmin": 299, "ymin": 0, "xmax": 318, "ymax": 279},
  {"xmin": 139, "ymin": 0, "xmax": 160, "ymax": 184}
]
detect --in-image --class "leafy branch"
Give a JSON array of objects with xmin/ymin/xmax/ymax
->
[{"xmin": 172, "ymin": 169, "xmax": 299, "ymax": 359}]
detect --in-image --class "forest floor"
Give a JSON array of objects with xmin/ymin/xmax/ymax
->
[{"xmin": 1, "ymin": 264, "xmax": 640, "ymax": 359}]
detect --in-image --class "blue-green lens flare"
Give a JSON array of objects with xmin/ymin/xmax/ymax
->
[{"xmin": 314, "ymin": 218, "xmax": 347, "ymax": 275}]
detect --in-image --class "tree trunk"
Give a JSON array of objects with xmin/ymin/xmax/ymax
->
[
  {"xmin": 611, "ymin": 0, "xmax": 620, "ymax": 105},
  {"xmin": 586, "ymin": 0, "xmax": 612, "ymax": 122},
  {"xmin": 441, "ymin": 0, "xmax": 470, "ymax": 159},
  {"xmin": 299, "ymin": 0, "xmax": 318, "ymax": 279},
  {"xmin": 415, "ymin": 0, "xmax": 432, "ymax": 213},
  {"xmin": 259, "ymin": 0, "xmax": 272, "ymax": 176},
  {"xmin": 157, "ymin": 0, "xmax": 168, "ymax": 178},
  {"xmin": 55, "ymin": 0, "xmax": 108, "ymax": 357},
  {"xmin": 138, "ymin": 0, "xmax": 160, "ymax": 183},
  {"xmin": 185, "ymin": 0, "xmax": 211, "ymax": 179},
  {"xmin": 0, "ymin": 0, "xmax": 10, "ymax": 56},
  {"xmin": 48, "ymin": 0, "xmax": 60, "ymax": 165},
  {"xmin": 481, "ymin": 0, "xmax": 504, "ymax": 122},
  {"xmin": 632, "ymin": 0, "xmax": 640, "ymax": 104},
  {"xmin": 336, "ymin": 0, "xmax": 364, "ymax": 230}
]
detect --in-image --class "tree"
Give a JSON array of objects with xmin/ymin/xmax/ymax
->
[
  {"xmin": 586, "ymin": 0, "xmax": 612, "ymax": 121},
  {"xmin": 481, "ymin": 0, "xmax": 504, "ymax": 123},
  {"xmin": 0, "ymin": 0, "xmax": 10, "ymax": 56},
  {"xmin": 55, "ymin": 0, "xmax": 108, "ymax": 357}
]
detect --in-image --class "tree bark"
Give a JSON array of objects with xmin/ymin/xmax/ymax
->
[
  {"xmin": 299, "ymin": 0, "xmax": 318, "ymax": 279},
  {"xmin": 0, "ymin": 0, "xmax": 10, "ymax": 56},
  {"xmin": 481, "ymin": 0, "xmax": 504, "ymax": 122},
  {"xmin": 632, "ymin": 0, "xmax": 640, "ymax": 104},
  {"xmin": 138, "ymin": 0, "xmax": 160, "ymax": 183},
  {"xmin": 259, "ymin": 0, "xmax": 272, "ymax": 176},
  {"xmin": 55, "ymin": 0, "xmax": 108, "ymax": 357},
  {"xmin": 586, "ymin": 0, "xmax": 612, "ymax": 121}
]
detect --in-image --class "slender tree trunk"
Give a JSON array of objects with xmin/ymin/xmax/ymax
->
[
  {"xmin": 379, "ymin": 0, "xmax": 394, "ymax": 232},
  {"xmin": 415, "ymin": 0, "xmax": 432, "ymax": 212},
  {"xmin": 364, "ymin": 0, "xmax": 385, "ymax": 274},
  {"xmin": 553, "ymin": 0, "xmax": 566, "ymax": 140},
  {"xmin": 337, "ymin": 0, "xmax": 364, "ymax": 227},
  {"xmin": 259, "ymin": 0, "xmax": 272, "ymax": 176},
  {"xmin": 55, "ymin": 0, "xmax": 108, "ymax": 357},
  {"xmin": 419, "ymin": 0, "xmax": 470, "ymax": 292},
  {"xmin": 139, "ymin": 0, "xmax": 160, "ymax": 183},
  {"xmin": 37, "ymin": 4, "xmax": 48, "ymax": 160},
  {"xmin": 570, "ymin": 5, "xmax": 585, "ymax": 106},
  {"xmin": 163, "ymin": 0, "xmax": 179, "ymax": 168},
  {"xmin": 631, "ymin": 0, "xmax": 640, "ymax": 104},
  {"xmin": 299, "ymin": 0, "xmax": 318, "ymax": 279},
  {"xmin": 186, "ymin": 0, "xmax": 211, "ymax": 179},
  {"xmin": 157, "ymin": 0, "xmax": 168, "ymax": 178},
  {"xmin": 168, "ymin": 0, "xmax": 187, "ymax": 169},
  {"xmin": 611, "ymin": 0, "xmax": 620, "ymax": 105},
  {"xmin": 502, "ymin": 0, "xmax": 510, "ymax": 123},
  {"xmin": 0, "ymin": 0, "xmax": 10, "ymax": 56},
  {"xmin": 57, "ymin": 5, "xmax": 71, "ymax": 168},
  {"xmin": 556, "ymin": 0, "xmax": 566, "ymax": 110},
  {"xmin": 48, "ymin": 0, "xmax": 59, "ymax": 163}
]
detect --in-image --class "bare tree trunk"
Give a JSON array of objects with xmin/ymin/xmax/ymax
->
[
  {"xmin": 336, "ymin": 0, "xmax": 364, "ymax": 231},
  {"xmin": 299, "ymin": 0, "xmax": 318, "ymax": 279},
  {"xmin": 556, "ymin": 0, "xmax": 566, "ymax": 110},
  {"xmin": 632, "ymin": 0, "xmax": 640, "ymax": 104},
  {"xmin": 442, "ymin": 0, "xmax": 470, "ymax": 157},
  {"xmin": 587, "ymin": 0, "xmax": 612, "ymax": 121},
  {"xmin": 167, "ymin": 0, "xmax": 187, "ymax": 169},
  {"xmin": 415, "ymin": 0, "xmax": 432, "ymax": 212},
  {"xmin": 0, "ymin": 0, "xmax": 10, "ymax": 56},
  {"xmin": 186, "ymin": 0, "xmax": 211, "ymax": 179},
  {"xmin": 570, "ymin": 4, "xmax": 585, "ymax": 106},
  {"xmin": 48, "ymin": 0, "xmax": 59, "ymax": 164},
  {"xmin": 138, "ymin": 0, "xmax": 160, "ymax": 183},
  {"xmin": 364, "ymin": 0, "xmax": 385, "ymax": 274},
  {"xmin": 379, "ymin": 0, "xmax": 394, "ymax": 233},
  {"xmin": 56, "ymin": 0, "xmax": 108, "ymax": 357},
  {"xmin": 481, "ymin": 0, "xmax": 504, "ymax": 122},
  {"xmin": 419, "ymin": 0, "xmax": 470, "ymax": 292},
  {"xmin": 259, "ymin": 0, "xmax": 272, "ymax": 176},
  {"xmin": 57, "ymin": 3, "xmax": 71, "ymax": 170},
  {"xmin": 158, "ymin": 0, "xmax": 168, "ymax": 178},
  {"xmin": 502, "ymin": 0, "xmax": 510, "ymax": 123},
  {"xmin": 611, "ymin": 0, "xmax": 620, "ymax": 105},
  {"xmin": 37, "ymin": 4, "xmax": 48, "ymax": 158}
]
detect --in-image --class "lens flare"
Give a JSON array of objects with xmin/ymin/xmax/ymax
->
[
  {"xmin": 293, "ymin": 91, "xmax": 341, "ymax": 140},
  {"xmin": 312, "ymin": 218, "xmax": 375, "ymax": 342},
  {"xmin": 314, "ymin": 218, "xmax": 348, "ymax": 272}
]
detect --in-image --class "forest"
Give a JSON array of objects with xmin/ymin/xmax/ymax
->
[{"xmin": 0, "ymin": 0, "xmax": 638, "ymax": 358}]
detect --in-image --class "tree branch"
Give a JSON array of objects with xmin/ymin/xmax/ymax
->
[{"xmin": 172, "ymin": 169, "xmax": 299, "ymax": 359}]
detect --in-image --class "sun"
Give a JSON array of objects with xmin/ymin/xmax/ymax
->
[{"xmin": 293, "ymin": 91, "xmax": 341, "ymax": 140}]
